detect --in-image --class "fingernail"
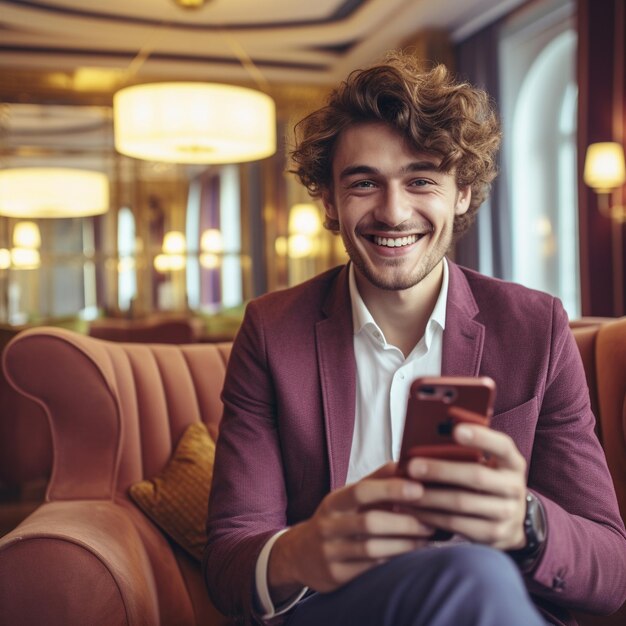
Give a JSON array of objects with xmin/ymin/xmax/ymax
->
[
  {"xmin": 406, "ymin": 482, "xmax": 423, "ymax": 498},
  {"xmin": 456, "ymin": 425, "xmax": 473, "ymax": 441},
  {"xmin": 411, "ymin": 460, "xmax": 427, "ymax": 476}
]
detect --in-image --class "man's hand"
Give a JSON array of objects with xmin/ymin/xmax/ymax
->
[
  {"xmin": 405, "ymin": 422, "xmax": 528, "ymax": 550},
  {"xmin": 267, "ymin": 463, "xmax": 434, "ymax": 602}
]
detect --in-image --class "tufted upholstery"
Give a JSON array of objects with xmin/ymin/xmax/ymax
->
[
  {"xmin": 0, "ymin": 319, "xmax": 625, "ymax": 625},
  {"xmin": 0, "ymin": 327, "xmax": 230, "ymax": 626}
]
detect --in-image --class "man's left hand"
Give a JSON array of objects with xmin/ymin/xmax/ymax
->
[{"xmin": 404, "ymin": 423, "xmax": 528, "ymax": 550}]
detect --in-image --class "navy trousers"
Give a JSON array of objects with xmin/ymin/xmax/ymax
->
[{"xmin": 286, "ymin": 544, "xmax": 547, "ymax": 626}]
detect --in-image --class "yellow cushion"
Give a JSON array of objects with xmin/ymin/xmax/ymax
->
[{"xmin": 129, "ymin": 421, "xmax": 215, "ymax": 562}]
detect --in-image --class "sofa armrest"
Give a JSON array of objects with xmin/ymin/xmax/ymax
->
[
  {"xmin": 2, "ymin": 327, "xmax": 123, "ymax": 500},
  {"xmin": 0, "ymin": 501, "xmax": 159, "ymax": 626}
]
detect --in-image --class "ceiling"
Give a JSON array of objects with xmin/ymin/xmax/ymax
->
[
  {"xmin": 1, "ymin": 0, "xmax": 525, "ymax": 88},
  {"xmin": 0, "ymin": 0, "xmax": 525, "ymax": 169}
]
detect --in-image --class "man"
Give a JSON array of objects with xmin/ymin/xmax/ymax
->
[{"xmin": 204, "ymin": 52, "xmax": 626, "ymax": 626}]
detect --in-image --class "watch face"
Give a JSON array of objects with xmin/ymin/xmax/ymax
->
[{"xmin": 528, "ymin": 493, "xmax": 547, "ymax": 544}]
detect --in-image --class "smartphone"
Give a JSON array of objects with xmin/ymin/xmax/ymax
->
[
  {"xmin": 397, "ymin": 376, "xmax": 495, "ymax": 540},
  {"xmin": 398, "ymin": 375, "xmax": 496, "ymax": 475}
]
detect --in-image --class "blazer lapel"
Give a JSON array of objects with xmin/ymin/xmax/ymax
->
[
  {"xmin": 313, "ymin": 261, "xmax": 485, "ymax": 490},
  {"xmin": 315, "ymin": 266, "xmax": 356, "ymax": 491},
  {"xmin": 442, "ymin": 262, "xmax": 485, "ymax": 376}
]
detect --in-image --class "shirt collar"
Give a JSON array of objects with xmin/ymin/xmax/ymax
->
[{"xmin": 349, "ymin": 258, "xmax": 449, "ymax": 337}]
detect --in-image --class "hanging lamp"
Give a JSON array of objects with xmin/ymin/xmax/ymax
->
[
  {"xmin": 0, "ymin": 168, "xmax": 109, "ymax": 218},
  {"xmin": 113, "ymin": 82, "xmax": 276, "ymax": 164}
]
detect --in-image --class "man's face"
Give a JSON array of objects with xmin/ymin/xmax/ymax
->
[{"xmin": 323, "ymin": 122, "xmax": 471, "ymax": 292}]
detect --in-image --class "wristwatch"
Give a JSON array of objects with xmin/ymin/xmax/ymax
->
[{"xmin": 507, "ymin": 491, "xmax": 547, "ymax": 570}]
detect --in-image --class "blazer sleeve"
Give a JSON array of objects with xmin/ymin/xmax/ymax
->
[
  {"xmin": 524, "ymin": 298, "xmax": 626, "ymax": 615},
  {"xmin": 203, "ymin": 301, "xmax": 288, "ymax": 623}
]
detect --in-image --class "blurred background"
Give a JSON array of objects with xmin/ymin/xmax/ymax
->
[{"xmin": 0, "ymin": 0, "xmax": 624, "ymax": 341}]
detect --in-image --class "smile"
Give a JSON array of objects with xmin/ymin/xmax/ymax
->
[{"xmin": 372, "ymin": 234, "xmax": 420, "ymax": 248}]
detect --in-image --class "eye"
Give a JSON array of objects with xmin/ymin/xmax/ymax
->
[
  {"xmin": 410, "ymin": 178, "xmax": 432, "ymax": 187},
  {"xmin": 351, "ymin": 179, "xmax": 377, "ymax": 188}
]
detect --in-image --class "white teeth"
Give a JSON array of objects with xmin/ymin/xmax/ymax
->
[{"xmin": 373, "ymin": 234, "xmax": 418, "ymax": 248}]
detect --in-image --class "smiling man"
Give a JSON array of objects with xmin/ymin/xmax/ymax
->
[{"xmin": 204, "ymin": 52, "xmax": 626, "ymax": 626}]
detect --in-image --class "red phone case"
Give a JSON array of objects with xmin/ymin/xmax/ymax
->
[
  {"xmin": 397, "ymin": 376, "xmax": 496, "ymax": 540},
  {"xmin": 398, "ymin": 376, "xmax": 496, "ymax": 474}
]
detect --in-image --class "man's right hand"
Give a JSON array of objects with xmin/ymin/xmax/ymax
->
[{"xmin": 267, "ymin": 462, "xmax": 434, "ymax": 603}]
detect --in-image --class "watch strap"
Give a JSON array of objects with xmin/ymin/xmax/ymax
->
[{"xmin": 507, "ymin": 492, "xmax": 547, "ymax": 571}]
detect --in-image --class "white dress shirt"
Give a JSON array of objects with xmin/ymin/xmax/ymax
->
[{"xmin": 255, "ymin": 260, "xmax": 449, "ymax": 619}]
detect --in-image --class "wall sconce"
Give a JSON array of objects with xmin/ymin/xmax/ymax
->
[
  {"xmin": 584, "ymin": 142, "xmax": 626, "ymax": 221},
  {"xmin": 284, "ymin": 203, "xmax": 322, "ymax": 259},
  {"xmin": 200, "ymin": 228, "xmax": 223, "ymax": 269},
  {"xmin": 10, "ymin": 221, "xmax": 41, "ymax": 269},
  {"xmin": 13, "ymin": 221, "xmax": 41, "ymax": 248},
  {"xmin": 0, "ymin": 248, "xmax": 10, "ymax": 270},
  {"xmin": 154, "ymin": 231, "xmax": 186, "ymax": 272},
  {"xmin": 11, "ymin": 247, "xmax": 40, "ymax": 270}
]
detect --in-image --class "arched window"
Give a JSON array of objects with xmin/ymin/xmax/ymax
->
[{"xmin": 501, "ymin": 0, "xmax": 580, "ymax": 317}]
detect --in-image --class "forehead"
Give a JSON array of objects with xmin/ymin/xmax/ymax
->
[{"xmin": 331, "ymin": 122, "xmax": 442, "ymax": 174}]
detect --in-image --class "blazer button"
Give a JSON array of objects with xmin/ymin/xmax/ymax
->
[{"xmin": 552, "ymin": 576, "xmax": 565, "ymax": 591}]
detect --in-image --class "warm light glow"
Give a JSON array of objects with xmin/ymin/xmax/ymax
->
[
  {"xmin": 275, "ymin": 236, "xmax": 288, "ymax": 257},
  {"xmin": 162, "ymin": 231, "xmax": 186, "ymax": 254},
  {"xmin": 154, "ymin": 253, "xmax": 186, "ymax": 272},
  {"xmin": 288, "ymin": 234, "xmax": 317, "ymax": 258},
  {"xmin": 114, "ymin": 82, "xmax": 276, "ymax": 164},
  {"xmin": 200, "ymin": 228, "xmax": 224, "ymax": 253},
  {"xmin": 11, "ymin": 247, "xmax": 40, "ymax": 269},
  {"xmin": 584, "ymin": 142, "xmax": 626, "ymax": 192},
  {"xmin": 200, "ymin": 253, "xmax": 220, "ymax": 269},
  {"xmin": 172, "ymin": 0, "xmax": 209, "ymax": 8},
  {"xmin": 288, "ymin": 203, "xmax": 322, "ymax": 236},
  {"xmin": 0, "ymin": 248, "xmax": 10, "ymax": 270},
  {"xmin": 13, "ymin": 221, "xmax": 41, "ymax": 248},
  {"xmin": 0, "ymin": 168, "xmax": 109, "ymax": 218}
]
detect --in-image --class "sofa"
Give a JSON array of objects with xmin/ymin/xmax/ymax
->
[
  {"xmin": 0, "ymin": 327, "xmax": 231, "ymax": 625},
  {"xmin": 0, "ymin": 318, "xmax": 625, "ymax": 626}
]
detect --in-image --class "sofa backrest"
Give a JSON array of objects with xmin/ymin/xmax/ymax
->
[
  {"xmin": 2, "ymin": 320, "xmax": 624, "ymax": 512},
  {"xmin": 594, "ymin": 317, "xmax": 626, "ymax": 520},
  {"xmin": 2, "ymin": 327, "xmax": 231, "ymax": 500},
  {"xmin": 88, "ymin": 315, "xmax": 204, "ymax": 344}
]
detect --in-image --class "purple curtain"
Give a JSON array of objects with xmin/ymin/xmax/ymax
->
[{"xmin": 454, "ymin": 20, "xmax": 511, "ymax": 280}]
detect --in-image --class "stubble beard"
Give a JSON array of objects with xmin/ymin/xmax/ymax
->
[{"xmin": 340, "ymin": 222, "xmax": 453, "ymax": 292}]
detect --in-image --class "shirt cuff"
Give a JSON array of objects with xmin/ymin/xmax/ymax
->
[{"xmin": 255, "ymin": 529, "xmax": 309, "ymax": 619}]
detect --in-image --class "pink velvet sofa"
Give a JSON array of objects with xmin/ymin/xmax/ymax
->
[
  {"xmin": 0, "ymin": 327, "xmax": 230, "ymax": 626},
  {"xmin": 1, "ymin": 319, "xmax": 625, "ymax": 626}
]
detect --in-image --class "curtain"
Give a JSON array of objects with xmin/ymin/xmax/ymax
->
[
  {"xmin": 454, "ymin": 21, "xmax": 511, "ymax": 280},
  {"xmin": 577, "ymin": 0, "xmax": 626, "ymax": 316}
]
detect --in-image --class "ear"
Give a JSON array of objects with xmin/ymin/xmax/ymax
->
[
  {"xmin": 454, "ymin": 186, "xmax": 472, "ymax": 216},
  {"xmin": 322, "ymin": 190, "xmax": 338, "ymax": 222}
]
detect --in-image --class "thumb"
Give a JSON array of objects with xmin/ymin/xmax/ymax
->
[{"xmin": 367, "ymin": 461, "xmax": 398, "ymax": 479}]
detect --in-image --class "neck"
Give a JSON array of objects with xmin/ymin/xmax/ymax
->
[{"xmin": 355, "ymin": 261, "xmax": 444, "ymax": 358}]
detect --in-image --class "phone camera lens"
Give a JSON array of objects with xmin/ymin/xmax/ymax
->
[{"xmin": 443, "ymin": 389, "xmax": 456, "ymax": 402}]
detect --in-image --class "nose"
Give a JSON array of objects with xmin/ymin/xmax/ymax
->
[{"xmin": 372, "ymin": 183, "xmax": 413, "ymax": 227}]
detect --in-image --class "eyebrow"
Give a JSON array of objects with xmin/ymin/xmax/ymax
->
[{"xmin": 338, "ymin": 160, "xmax": 441, "ymax": 180}]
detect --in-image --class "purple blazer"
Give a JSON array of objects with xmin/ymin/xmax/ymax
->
[{"xmin": 204, "ymin": 262, "xmax": 626, "ymax": 625}]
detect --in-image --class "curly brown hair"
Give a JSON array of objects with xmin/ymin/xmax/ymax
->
[{"xmin": 290, "ymin": 51, "xmax": 501, "ymax": 235}]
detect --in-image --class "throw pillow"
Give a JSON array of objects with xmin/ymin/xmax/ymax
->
[{"xmin": 129, "ymin": 421, "xmax": 215, "ymax": 562}]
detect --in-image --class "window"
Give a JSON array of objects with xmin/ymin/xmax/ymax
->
[{"xmin": 500, "ymin": 0, "xmax": 580, "ymax": 317}]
